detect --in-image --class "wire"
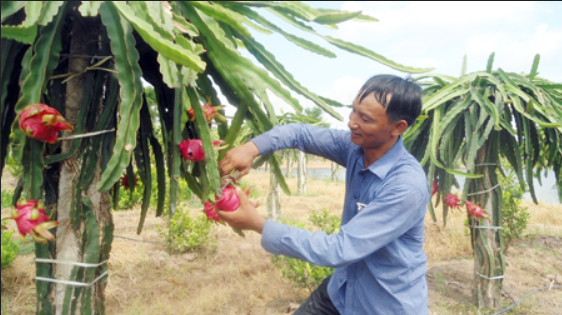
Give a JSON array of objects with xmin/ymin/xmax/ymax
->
[
  {"xmin": 491, "ymin": 285, "xmax": 562, "ymax": 315},
  {"xmin": 113, "ymin": 234, "xmax": 163, "ymax": 244}
]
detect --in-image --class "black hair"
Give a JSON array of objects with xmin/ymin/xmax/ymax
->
[{"xmin": 357, "ymin": 74, "xmax": 422, "ymax": 127}]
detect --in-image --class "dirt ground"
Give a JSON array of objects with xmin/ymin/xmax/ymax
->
[{"xmin": 1, "ymin": 166, "xmax": 561, "ymax": 315}]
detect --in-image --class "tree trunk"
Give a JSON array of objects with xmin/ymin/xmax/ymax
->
[
  {"xmin": 469, "ymin": 140, "xmax": 504, "ymax": 309},
  {"xmin": 286, "ymin": 150, "xmax": 293, "ymax": 178},
  {"xmin": 331, "ymin": 161, "xmax": 339, "ymax": 182},
  {"xmin": 297, "ymin": 150, "xmax": 306, "ymax": 196},
  {"xmin": 55, "ymin": 18, "xmax": 112, "ymax": 314},
  {"xmin": 267, "ymin": 171, "xmax": 281, "ymax": 220}
]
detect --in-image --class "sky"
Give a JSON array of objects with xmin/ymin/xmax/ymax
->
[{"xmin": 219, "ymin": 1, "xmax": 562, "ymax": 130}]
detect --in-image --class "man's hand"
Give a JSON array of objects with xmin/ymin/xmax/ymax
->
[
  {"xmin": 219, "ymin": 141, "xmax": 260, "ymax": 177},
  {"xmin": 217, "ymin": 187, "xmax": 266, "ymax": 234}
]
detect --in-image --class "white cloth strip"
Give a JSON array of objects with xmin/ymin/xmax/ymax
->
[
  {"xmin": 35, "ymin": 258, "xmax": 108, "ymax": 268},
  {"xmin": 469, "ymin": 225, "xmax": 503, "ymax": 230},
  {"xmin": 467, "ymin": 184, "xmax": 500, "ymax": 196},
  {"xmin": 35, "ymin": 271, "xmax": 108, "ymax": 287},
  {"xmin": 476, "ymin": 272, "xmax": 504, "ymax": 280}
]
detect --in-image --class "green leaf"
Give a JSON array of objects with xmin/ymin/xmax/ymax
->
[
  {"xmin": 111, "ymin": 1, "xmax": 205, "ymax": 72},
  {"xmin": 37, "ymin": 1, "xmax": 64, "ymax": 25},
  {"xmin": 510, "ymin": 93, "xmax": 562, "ymax": 128},
  {"xmin": 98, "ymin": 2, "xmax": 144, "ymax": 192},
  {"xmin": 423, "ymin": 87, "xmax": 471, "ymax": 112},
  {"xmin": 135, "ymin": 101, "xmax": 153, "ymax": 234},
  {"xmin": 314, "ymin": 10, "xmax": 362, "ymax": 24},
  {"xmin": 189, "ymin": 1, "xmax": 253, "ymax": 38},
  {"xmin": 157, "ymin": 54, "xmax": 181, "ymax": 89},
  {"xmin": 221, "ymin": 101, "xmax": 248, "ymax": 160},
  {"xmin": 1, "ymin": 1, "xmax": 25, "ymax": 22},
  {"xmin": 171, "ymin": 9, "xmax": 200, "ymax": 37},
  {"xmin": 470, "ymin": 88, "xmax": 500, "ymax": 130},
  {"xmin": 536, "ymin": 84, "xmax": 562, "ymax": 90},
  {"xmin": 0, "ymin": 24, "xmax": 37, "ymax": 44},
  {"xmin": 128, "ymin": 1, "xmax": 174, "ymax": 42},
  {"xmin": 529, "ymin": 54, "xmax": 540, "ymax": 79},
  {"xmin": 226, "ymin": 4, "xmax": 336, "ymax": 58},
  {"xmin": 187, "ymin": 87, "xmax": 222, "ymax": 196},
  {"xmin": 78, "ymin": 1, "xmax": 104, "ymax": 17},
  {"xmin": 22, "ymin": 139, "xmax": 44, "ymax": 199},
  {"xmin": 322, "ymin": 36, "xmax": 434, "ymax": 74},
  {"xmin": 241, "ymin": 37, "xmax": 345, "ymax": 120},
  {"xmin": 486, "ymin": 52, "xmax": 495, "ymax": 73},
  {"xmin": 271, "ymin": 1, "xmax": 320, "ymax": 21},
  {"xmin": 1, "ymin": 1, "xmax": 43, "ymax": 44},
  {"xmin": 315, "ymin": 8, "xmax": 378, "ymax": 22},
  {"xmin": 269, "ymin": 154, "xmax": 291, "ymax": 196},
  {"xmin": 526, "ymin": 99, "xmax": 535, "ymax": 115}
]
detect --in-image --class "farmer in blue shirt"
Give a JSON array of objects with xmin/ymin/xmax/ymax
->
[{"xmin": 218, "ymin": 75, "xmax": 429, "ymax": 315}]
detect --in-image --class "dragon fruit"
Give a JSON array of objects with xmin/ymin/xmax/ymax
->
[
  {"xmin": 2, "ymin": 200, "xmax": 58, "ymax": 243},
  {"xmin": 431, "ymin": 179, "xmax": 439, "ymax": 197},
  {"xmin": 179, "ymin": 139, "xmax": 205, "ymax": 162},
  {"xmin": 187, "ymin": 103, "xmax": 227, "ymax": 123},
  {"xmin": 465, "ymin": 201, "xmax": 488, "ymax": 218},
  {"xmin": 18, "ymin": 104, "xmax": 73, "ymax": 143},
  {"xmin": 444, "ymin": 194, "xmax": 461, "ymax": 209}
]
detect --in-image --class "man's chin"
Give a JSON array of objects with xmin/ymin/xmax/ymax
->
[{"xmin": 350, "ymin": 132, "xmax": 361, "ymax": 144}]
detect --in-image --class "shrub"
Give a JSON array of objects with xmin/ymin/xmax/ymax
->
[
  {"xmin": 157, "ymin": 206, "xmax": 216, "ymax": 254},
  {"xmin": 498, "ymin": 161, "xmax": 529, "ymax": 254},
  {"xmin": 271, "ymin": 210, "xmax": 340, "ymax": 293},
  {"xmin": 1, "ymin": 189, "xmax": 14, "ymax": 209},
  {"xmin": 117, "ymin": 180, "xmax": 145, "ymax": 210},
  {"xmin": 1, "ymin": 229, "xmax": 19, "ymax": 270}
]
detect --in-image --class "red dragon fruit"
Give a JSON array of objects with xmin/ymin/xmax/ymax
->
[
  {"xmin": 18, "ymin": 104, "xmax": 74, "ymax": 143},
  {"xmin": 444, "ymin": 194, "xmax": 461, "ymax": 209},
  {"xmin": 465, "ymin": 201, "xmax": 488, "ymax": 218},
  {"xmin": 203, "ymin": 201, "xmax": 221, "ymax": 222},
  {"xmin": 2, "ymin": 200, "xmax": 58, "ymax": 243},
  {"xmin": 178, "ymin": 139, "xmax": 205, "ymax": 162},
  {"xmin": 187, "ymin": 103, "xmax": 227, "ymax": 123},
  {"xmin": 431, "ymin": 179, "xmax": 439, "ymax": 197},
  {"xmin": 121, "ymin": 175, "xmax": 138, "ymax": 189},
  {"xmin": 215, "ymin": 186, "xmax": 240, "ymax": 212}
]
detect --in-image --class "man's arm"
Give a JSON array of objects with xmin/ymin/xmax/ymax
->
[
  {"xmin": 261, "ymin": 183, "xmax": 427, "ymax": 268},
  {"xmin": 251, "ymin": 123, "xmax": 350, "ymax": 165},
  {"xmin": 219, "ymin": 123, "xmax": 351, "ymax": 177}
]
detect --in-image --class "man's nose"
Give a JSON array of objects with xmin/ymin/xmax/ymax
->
[{"xmin": 348, "ymin": 113, "xmax": 358, "ymax": 129}]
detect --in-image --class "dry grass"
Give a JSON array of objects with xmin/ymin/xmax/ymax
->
[{"xmin": 1, "ymin": 169, "xmax": 561, "ymax": 315}]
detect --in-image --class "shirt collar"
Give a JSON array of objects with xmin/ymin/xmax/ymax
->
[{"xmin": 358, "ymin": 136, "xmax": 406, "ymax": 180}]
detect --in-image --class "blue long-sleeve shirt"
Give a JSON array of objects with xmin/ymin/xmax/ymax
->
[{"xmin": 251, "ymin": 123, "xmax": 429, "ymax": 315}]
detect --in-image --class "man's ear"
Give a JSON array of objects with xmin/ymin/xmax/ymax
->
[{"xmin": 392, "ymin": 120, "xmax": 409, "ymax": 136}]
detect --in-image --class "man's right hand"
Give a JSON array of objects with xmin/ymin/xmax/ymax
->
[{"xmin": 219, "ymin": 141, "xmax": 260, "ymax": 177}]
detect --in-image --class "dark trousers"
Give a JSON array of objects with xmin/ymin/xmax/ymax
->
[{"xmin": 293, "ymin": 276, "xmax": 340, "ymax": 315}]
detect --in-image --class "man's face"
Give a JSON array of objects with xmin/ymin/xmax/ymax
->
[{"xmin": 347, "ymin": 93, "xmax": 396, "ymax": 150}]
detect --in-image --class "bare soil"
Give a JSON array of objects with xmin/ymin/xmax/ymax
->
[{"xmin": 1, "ymin": 166, "xmax": 561, "ymax": 315}]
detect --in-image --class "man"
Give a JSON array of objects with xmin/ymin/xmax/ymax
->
[{"xmin": 218, "ymin": 75, "xmax": 429, "ymax": 315}]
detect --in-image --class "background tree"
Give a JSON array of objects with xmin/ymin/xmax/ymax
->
[
  {"xmin": 405, "ymin": 54, "xmax": 561, "ymax": 308},
  {"xmin": 0, "ymin": 1, "xmax": 431, "ymax": 314}
]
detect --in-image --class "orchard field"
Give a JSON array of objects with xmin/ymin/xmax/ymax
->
[{"xmin": 2, "ymin": 161, "xmax": 561, "ymax": 315}]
